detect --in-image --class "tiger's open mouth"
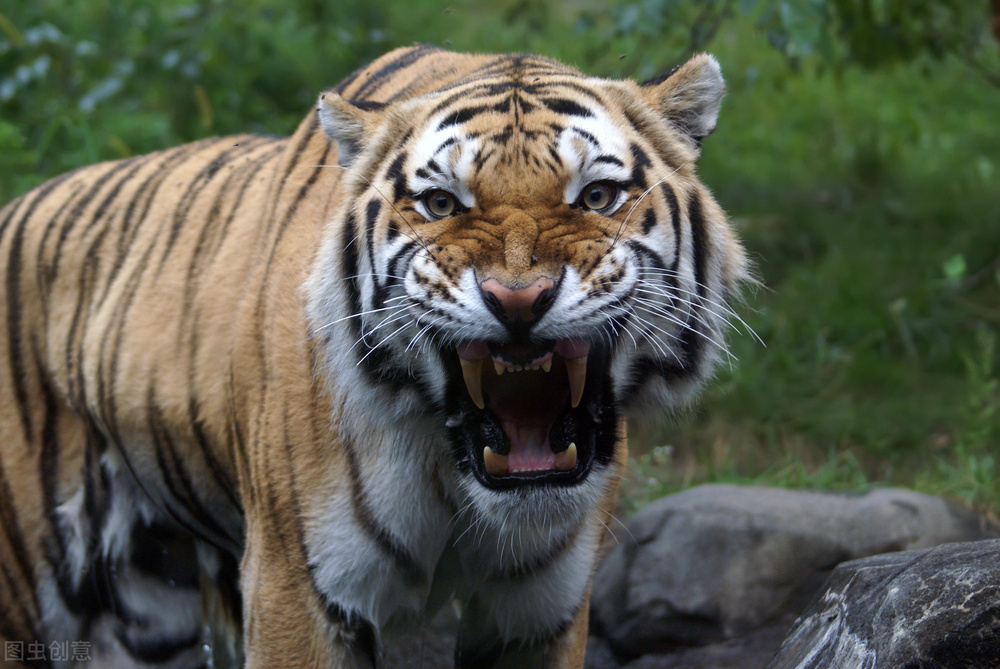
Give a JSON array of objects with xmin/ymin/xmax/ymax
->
[{"xmin": 445, "ymin": 338, "xmax": 617, "ymax": 489}]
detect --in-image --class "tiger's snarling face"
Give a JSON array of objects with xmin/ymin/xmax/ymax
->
[{"xmin": 309, "ymin": 52, "xmax": 746, "ymax": 526}]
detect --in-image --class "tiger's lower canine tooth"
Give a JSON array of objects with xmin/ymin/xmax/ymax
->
[
  {"xmin": 554, "ymin": 443, "xmax": 577, "ymax": 471},
  {"xmin": 483, "ymin": 447, "xmax": 509, "ymax": 476},
  {"xmin": 565, "ymin": 355, "xmax": 587, "ymax": 408},
  {"xmin": 460, "ymin": 358, "xmax": 484, "ymax": 409}
]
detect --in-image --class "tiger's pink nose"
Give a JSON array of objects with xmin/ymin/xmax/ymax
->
[{"xmin": 480, "ymin": 277, "xmax": 555, "ymax": 323}]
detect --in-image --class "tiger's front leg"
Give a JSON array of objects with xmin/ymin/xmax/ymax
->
[
  {"xmin": 240, "ymin": 511, "xmax": 378, "ymax": 669},
  {"xmin": 454, "ymin": 593, "xmax": 591, "ymax": 668}
]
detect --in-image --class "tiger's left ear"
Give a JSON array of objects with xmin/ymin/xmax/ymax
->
[
  {"xmin": 640, "ymin": 54, "xmax": 725, "ymax": 142},
  {"xmin": 318, "ymin": 92, "xmax": 386, "ymax": 167}
]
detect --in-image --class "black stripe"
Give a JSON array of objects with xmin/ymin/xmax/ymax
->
[
  {"xmin": 270, "ymin": 136, "xmax": 331, "ymax": 246},
  {"xmin": 226, "ymin": 364, "xmax": 254, "ymax": 508},
  {"xmin": 595, "ymin": 154, "xmax": 625, "ymax": 168},
  {"xmin": 365, "ymin": 199, "xmax": 387, "ymax": 307},
  {"xmin": 188, "ymin": 394, "xmax": 241, "ymax": 530},
  {"xmin": 275, "ymin": 403, "xmax": 314, "ymax": 569},
  {"xmin": 640, "ymin": 65, "xmax": 681, "ymax": 87},
  {"xmin": 34, "ymin": 183, "xmax": 86, "ymax": 307},
  {"xmin": 347, "ymin": 44, "xmax": 442, "ymax": 101},
  {"xmin": 158, "ymin": 138, "xmax": 246, "ymax": 273},
  {"xmin": 100, "ymin": 142, "xmax": 213, "ymax": 307},
  {"xmin": 546, "ymin": 144, "xmax": 561, "ymax": 167},
  {"xmin": 64, "ymin": 223, "xmax": 111, "ymax": 399},
  {"xmin": 688, "ymin": 189, "xmax": 708, "ymax": 298},
  {"xmin": 0, "ymin": 448, "xmax": 41, "ymax": 640},
  {"xmin": 49, "ymin": 158, "xmax": 143, "ymax": 280},
  {"xmin": 84, "ymin": 155, "xmax": 153, "ymax": 235},
  {"xmin": 660, "ymin": 182, "xmax": 682, "ymax": 268},
  {"xmin": 4, "ymin": 207, "xmax": 34, "ymax": 441},
  {"xmin": 630, "ymin": 143, "xmax": 652, "ymax": 189},
  {"xmin": 383, "ymin": 153, "xmax": 408, "ymax": 213},
  {"xmin": 387, "ymin": 241, "xmax": 419, "ymax": 287},
  {"xmin": 147, "ymin": 384, "xmax": 234, "ymax": 547},
  {"xmin": 437, "ymin": 105, "xmax": 492, "ymax": 131},
  {"xmin": 181, "ymin": 138, "xmax": 280, "ymax": 320},
  {"xmin": 571, "ymin": 127, "xmax": 599, "ymax": 146},
  {"xmin": 3, "ymin": 172, "xmax": 77, "ymax": 441},
  {"xmin": 639, "ymin": 208, "xmax": 656, "ymax": 235},
  {"xmin": 347, "ymin": 99, "xmax": 387, "ymax": 111},
  {"xmin": 264, "ymin": 112, "xmax": 321, "ymax": 240},
  {"xmin": 213, "ymin": 142, "xmax": 285, "ymax": 244},
  {"xmin": 343, "ymin": 437, "xmax": 427, "ymax": 586},
  {"xmin": 434, "ymin": 137, "xmax": 458, "ymax": 156},
  {"xmin": 97, "ymin": 237, "xmax": 162, "ymax": 447},
  {"xmin": 540, "ymin": 98, "xmax": 593, "ymax": 118},
  {"xmin": 341, "ymin": 211, "xmax": 364, "ymax": 341},
  {"xmin": 35, "ymin": 336, "xmax": 68, "ymax": 592}
]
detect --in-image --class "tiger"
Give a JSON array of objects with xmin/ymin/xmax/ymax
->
[{"xmin": 0, "ymin": 45, "xmax": 747, "ymax": 667}]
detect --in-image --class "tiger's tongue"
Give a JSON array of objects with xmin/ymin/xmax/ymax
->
[
  {"xmin": 485, "ymin": 371, "xmax": 565, "ymax": 473},
  {"xmin": 500, "ymin": 422, "xmax": 555, "ymax": 472}
]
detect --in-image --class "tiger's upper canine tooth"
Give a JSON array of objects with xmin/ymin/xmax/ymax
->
[
  {"xmin": 459, "ymin": 358, "xmax": 484, "ymax": 409},
  {"xmin": 541, "ymin": 358, "xmax": 552, "ymax": 373},
  {"xmin": 565, "ymin": 355, "xmax": 587, "ymax": 408},
  {"xmin": 483, "ymin": 447, "xmax": 509, "ymax": 476},
  {"xmin": 494, "ymin": 361, "xmax": 506, "ymax": 376},
  {"xmin": 554, "ymin": 442, "xmax": 577, "ymax": 471}
]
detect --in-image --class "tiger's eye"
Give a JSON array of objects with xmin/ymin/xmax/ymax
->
[
  {"xmin": 579, "ymin": 182, "xmax": 617, "ymax": 211},
  {"xmin": 424, "ymin": 190, "xmax": 458, "ymax": 218}
]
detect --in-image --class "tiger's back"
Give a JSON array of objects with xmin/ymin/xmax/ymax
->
[{"xmin": 0, "ymin": 45, "xmax": 747, "ymax": 667}]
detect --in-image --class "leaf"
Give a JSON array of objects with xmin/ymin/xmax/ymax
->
[{"xmin": 942, "ymin": 254, "xmax": 967, "ymax": 286}]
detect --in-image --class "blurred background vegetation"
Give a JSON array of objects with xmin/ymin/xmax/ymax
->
[{"xmin": 2, "ymin": 0, "xmax": 998, "ymax": 515}]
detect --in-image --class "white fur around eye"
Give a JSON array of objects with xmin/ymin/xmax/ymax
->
[
  {"xmin": 559, "ymin": 114, "xmax": 631, "ymax": 208},
  {"xmin": 409, "ymin": 124, "xmax": 478, "ymax": 212}
]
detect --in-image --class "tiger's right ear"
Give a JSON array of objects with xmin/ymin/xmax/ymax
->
[
  {"xmin": 318, "ymin": 93, "xmax": 386, "ymax": 167},
  {"xmin": 639, "ymin": 54, "xmax": 725, "ymax": 144}
]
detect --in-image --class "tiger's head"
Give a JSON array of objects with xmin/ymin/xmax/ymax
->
[{"xmin": 307, "ymin": 52, "xmax": 747, "ymax": 519}]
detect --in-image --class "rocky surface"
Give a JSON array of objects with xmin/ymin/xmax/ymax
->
[
  {"xmin": 769, "ymin": 539, "xmax": 1000, "ymax": 669},
  {"xmin": 588, "ymin": 485, "xmax": 998, "ymax": 668}
]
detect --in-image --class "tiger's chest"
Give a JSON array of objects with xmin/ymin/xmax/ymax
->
[{"xmin": 299, "ymin": 423, "xmax": 604, "ymax": 637}]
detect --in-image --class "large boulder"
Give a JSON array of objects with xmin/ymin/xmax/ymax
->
[
  {"xmin": 589, "ymin": 485, "xmax": 997, "ymax": 663},
  {"xmin": 769, "ymin": 539, "xmax": 1000, "ymax": 668}
]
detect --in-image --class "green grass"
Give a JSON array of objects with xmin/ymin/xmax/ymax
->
[
  {"xmin": 2, "ymin": 2, "xmax": 997, "ymax": 515},
  {"xmin": 653, "ymin": 32, "xmax": 1000, "ymax": 516}
]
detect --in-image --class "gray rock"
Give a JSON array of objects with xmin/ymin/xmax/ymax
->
[
  {"xmin": 590, "ymin": 485, "xmax": 998, "ymax": 661},
  {"xmin": 768, "ymin": 539, "xmax": 1000, "ymax": 669},
  {"xmin": 604, "ymin": 622, "xmax": 791, "ymax": 669}
]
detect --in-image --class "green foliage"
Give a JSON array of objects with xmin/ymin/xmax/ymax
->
[
  {"xmin": 0, "ymin": 0, "xmax": 399, "ymax": 201},
  {"xmin": 1, "ymin": 1, "xmax": 997, "ymax": 514},
  {"xmin": 758, "ymin": 0, "xmax": 996, "ymax": 69}
]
